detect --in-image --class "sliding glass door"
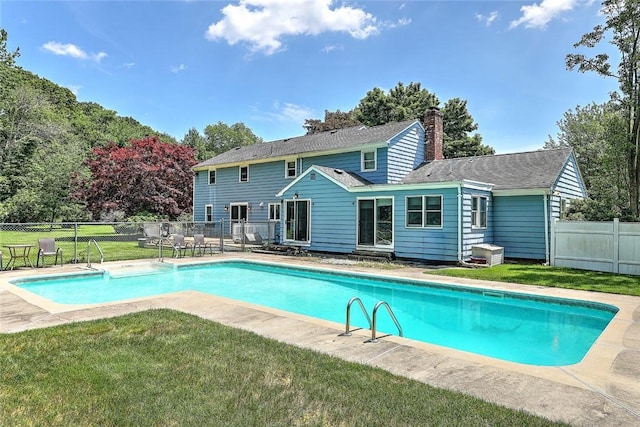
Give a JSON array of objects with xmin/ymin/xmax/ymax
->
[
  {"xmin": 285, "ymin": 199, "xmax": 309, "ymax": 243},
  {"xmin": 357, "ymin": 198, "xmax": 393, "ymax": 247}
]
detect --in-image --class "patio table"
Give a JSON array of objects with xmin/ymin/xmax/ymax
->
[{"xmin": 3, "ymin": 244, "xmax": 35, "ymax": 270}]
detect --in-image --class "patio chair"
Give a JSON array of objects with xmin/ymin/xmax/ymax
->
[
  {"xmin": 171, "ymin": 234, "xmax": 192, "ymax": 258},
  {"xmin": 192, "ymin": 234, "xmax": 214, "ymax": 256},
  {"xmin": 37, "ymin": 238, "xmax": 63, "ymax": 267},
  {"xmin": 143, "ymin": 223, "xmax": 161, "ymax": 245}
]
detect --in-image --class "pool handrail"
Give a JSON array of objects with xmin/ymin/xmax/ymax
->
[
  {"xmin": 86, "ymin": 239, "xmax": 104, "ymax": 268},
  {"xmin": 369, "ymin": 301, "xmax": 403, "ymax": 343},
  {"xmin": 340, "ymin": 296, "xmax": 372, "ymax": 336}
]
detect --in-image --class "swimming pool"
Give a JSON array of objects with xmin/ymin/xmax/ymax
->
[{"xmin": 12, "ymin": 260, "xmax": 618, "ymax": 366}]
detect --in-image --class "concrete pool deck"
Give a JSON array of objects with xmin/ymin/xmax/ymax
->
[{"xmin": 1, "ymin": 253, "xmax": 639, "ymax": 426}]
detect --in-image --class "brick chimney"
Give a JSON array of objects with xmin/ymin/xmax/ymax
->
[{"xmin": 424, "ymin": 107, "xmax": 444, "ymax": 161}]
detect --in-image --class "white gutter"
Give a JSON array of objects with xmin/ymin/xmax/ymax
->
[{"xmin": 457, "ymin": 185, "xmax": 463, "ymax": 263}]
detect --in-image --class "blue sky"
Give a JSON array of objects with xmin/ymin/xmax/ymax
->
[{"xmin": 1, "ymin": 0, "xmax": 619, "ymax": 154}]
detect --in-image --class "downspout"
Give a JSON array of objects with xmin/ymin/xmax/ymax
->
[
  {"xmin": 543, "ymin": 191, "xmax": 550, "ymax": 265},
  {"xmin": 457, "ymin": 185, "xmax": 463, "ymax": 263},
  {"xmin": 192, "ymin": 173, "xmax": 196, "ymax": 221}
]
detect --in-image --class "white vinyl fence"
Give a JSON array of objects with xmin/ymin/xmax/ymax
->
[{"xmin": 550, "ymin": 219, "xmax": 640, "ymax": 275}]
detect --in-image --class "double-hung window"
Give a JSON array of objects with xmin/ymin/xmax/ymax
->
[
  {"xmin": 239, "ymin": 165, "xmax": 249, "ymax": 182},
  {"xmin": 471, "ymin": 196, "xmax": 487, "ymax": 228},
  {"xmin": 268, "ymin": 203, "xmax": 281, "ymax": 221},
  {"xmin": 205, "ymin": 205, "xmax": 213, "ymax": 222},
  {"xmin": 406, "ymin": 195, "xmax": 442, "ymax": 228},
  {"xmin": 361, "ymin": 150, "xmax": 376, "ymax": 172},
  {"xmin": 208, "ymin": 170, "xmax": 216, "ymax": 185},
  {"xmin": 285, "ymin": 160, "xmax": 297, "ymax": 178}
]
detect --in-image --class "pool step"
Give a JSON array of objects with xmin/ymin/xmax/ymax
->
[{"xmin": 104, "ymin": 263, "xmax": 170, "ymax": 278}]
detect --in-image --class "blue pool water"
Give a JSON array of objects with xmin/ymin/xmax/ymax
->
[{"xmin": 13, "ymin": 261, "xmax": 618, "ymax": 366}]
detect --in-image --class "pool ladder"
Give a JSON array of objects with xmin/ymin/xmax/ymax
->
[
  {"xmin": 86, "ymin": 239, "xmax": 104, "ymax": 268},
  {"xmin": 340, "ymin": 297, "xmax": 403, "ymax": 343}
]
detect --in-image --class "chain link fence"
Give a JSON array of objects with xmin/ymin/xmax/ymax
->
[{"xmin": 0, "ymin": 219, "xmax": 278, "ymax": 269}]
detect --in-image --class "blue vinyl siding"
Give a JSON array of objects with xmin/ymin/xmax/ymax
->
[
  {"xmin": 387, "ymin": 123, "xmax": 424, "ymax": 183},
  {"xmin": 550, "ymin": 154, "xmax": 586, "ymax": 219},
  {"xmin": 195, "ymin": 161, "xmax": 292, "ymax": 225},
  {"xmin": 493, "ymin": 195, "xmax": 546, "ymax": 259},
  {"xmin": 193, "ymin": 170, "xmax": 213, "ymax": 222},
  {"xmin": 461, "ymin": 189, "xmax": 493, "ymax": 260},
  {"xmin": 393, "ymin": 187, "xmax": 459, "ymax": 262},
  {"xmin": 280, "ymin": 172, "xmax": 356, "ymax": 253},
  {"xmin": 300, "ymin": 148, "xmax": 388, "ymax": 184}
]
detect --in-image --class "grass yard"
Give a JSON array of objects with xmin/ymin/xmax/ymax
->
[
  {"xmin": 424, "ymin": 263, "xmax": 640, "ymax": 296},
  {"xmin": 0, "ymin": 225, "xmax": 162, "ymax": 265},
  {"xmin": 0, "ymin": 310, "xmax": 567, "ymax": 427}
]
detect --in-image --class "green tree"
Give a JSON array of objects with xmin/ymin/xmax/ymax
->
[
  {"xmin": 2, "ymin": 136, "xmax": 88, "ymax": 222},
  {"xmin": 303, "ymin": 109, "xmax": 361, "ymax": 135},
  {"xmin": 182, "ymin": 127, "xmax": 208, "ymax": 161},
  {"xmin": 566, "ymin": 0, "xmax": 640, "ymax": 218},
  {"xmin": 0, "ymin": 28, "xmax": 20, "ymax": 66},
  {"xmin": 442, "ymin": 98, "xmax": 494, "ymax": 158},
  {"xmin": 346, "ymin": 82, "xmax": 492, "ymax": 157},
  {"xmin": 355, "ymin": 82, "xmax": 439, "ymax": 126},
  {"xmin": 201, "ymin": 122, "xmax": 262, "ymax": 160},
  {"xmin": 0, "ymin": 86, "xmax": 58, "ymax": 200},
  {"xmin": 545, "ymin": 102, "xmax": 632, "ymax": 220}
]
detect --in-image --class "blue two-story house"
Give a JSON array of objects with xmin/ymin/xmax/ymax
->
[{"xmin": 192, "ymin": 109, "xmax": 586, "ymax": 263}]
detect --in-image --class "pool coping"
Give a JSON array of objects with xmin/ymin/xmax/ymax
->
[{"xmin": 2, "ymin": 252, "xmax": 639, "ymax": 426}]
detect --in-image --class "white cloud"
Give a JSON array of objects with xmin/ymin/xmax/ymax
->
[
  {"xmin": 42, "ymin": 41, "xmax": 107, "ymax": 62},
  {"xmin": 170, "ymin": 64, "xmax": 187, "ymax": 73},
  {"xmin": 252, "ymin": 101, "xmax": 316, "ymax": 127},
  {"xmin": 322, "ymin": 44, "xmax": 343, "ymax": 53},
  {"xmin": 274, "ymin": 101, "xmax": 315, "ymax": 124},
  {"xmin": 509, "ymin": 0, "xmax": 577, "ymax": 29},
  {"xmin": 205, "ymin": 0, "xmax": 379, "ymax": 55},
  {"xmin": 476, "ymin": 11, "xmax": 499, "ymax": 26},
  {"xmin": 123, "ymin": 62, "xmax": 136, "ymax": 69},
  {"xmin": 385, "ymin": 17, "xmax": 411, "ymax": 29}
]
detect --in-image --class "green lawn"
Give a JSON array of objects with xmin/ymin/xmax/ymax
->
[
  {"xmin": 424, "ymin": 263, "xmax": 640, "ymax": 296},
  {"xmin": 0, "ymin": 310, "xmax": 567, "ymax": 427},
  {"xmin": 0, "ymin": 225, "xmax": 162, "ymax": 265}
]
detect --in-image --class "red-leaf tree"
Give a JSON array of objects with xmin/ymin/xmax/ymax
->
[{"xmin": 74, "ymin": 136, "xmax": 196, "ymax": 219}]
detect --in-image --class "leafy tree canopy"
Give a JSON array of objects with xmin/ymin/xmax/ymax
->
[
  {"xmin": 0, "ymin": 29, "xmax": 179, "ymax": 222},
  {"xmin": 74, "ymin": 137, "xmax": 197, "ymax": 220},
  {"xmin": 199, "ymin": 121, "xmax": 263, "ymax": 160},
  {"xmin": 566, "ymin": 0, "xmax": 640, "ymax": 219},
  {"xmin": 303, "ymin": 110, "xmax": 361, "ymax": 134},
  {"xmin": 0, "ymin": 28, "xmax": 20, "ymax": 66},
  {"xmin": 546, "ymin": 102, "xmax": 633, "ymax": 220},
  {"xmin": 305, "ymin": 82, "xmax": 494, "ymax": 158}
]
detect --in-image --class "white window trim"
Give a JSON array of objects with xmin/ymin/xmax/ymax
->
[
  {"xmin": 471, "ymin": 195, "xmax": 488, "ymax": 229},
  {"xmin": 268, "ymin": 203, "xmax": 281, "ymax": 221},
  {"xmin": 405, "ymin": 195, "xmax": 443, "ymax": 229},
  {"xmin": 208, "ymin": 170, "xmax": 216, "ymax": 185},
  {"xmin": 205, "ymin": 204, "xmax": 213, "ymax": 222},
  {"xmin": 239, "ymin": 165, "xmax": 249, "ymax": 182},
  {"xmin": 361, "ymin": 149, "xmax": 377, "ymax": 172},
  {"xmin": 284, "ymin": 198, "xmax": 311, "ymax": 245},
  {"xmin": 285, "ymin": 159, "xmax": 297, "ymax": 179},
  {"xmin": 405, "ymin": 196, "xmax": 423, "ymax": 228}
]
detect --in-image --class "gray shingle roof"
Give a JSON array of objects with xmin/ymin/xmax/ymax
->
[
  {"xmin": 402, "ymin": 148, "xmax": 573, "ymax": 190},
  {"xmin": 312, "ymin": 165, "xmax": 372, "ymax": 188},
  {"xmin": 194, "ymin": 120, "xmax": 418, "ymax": 168}
]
